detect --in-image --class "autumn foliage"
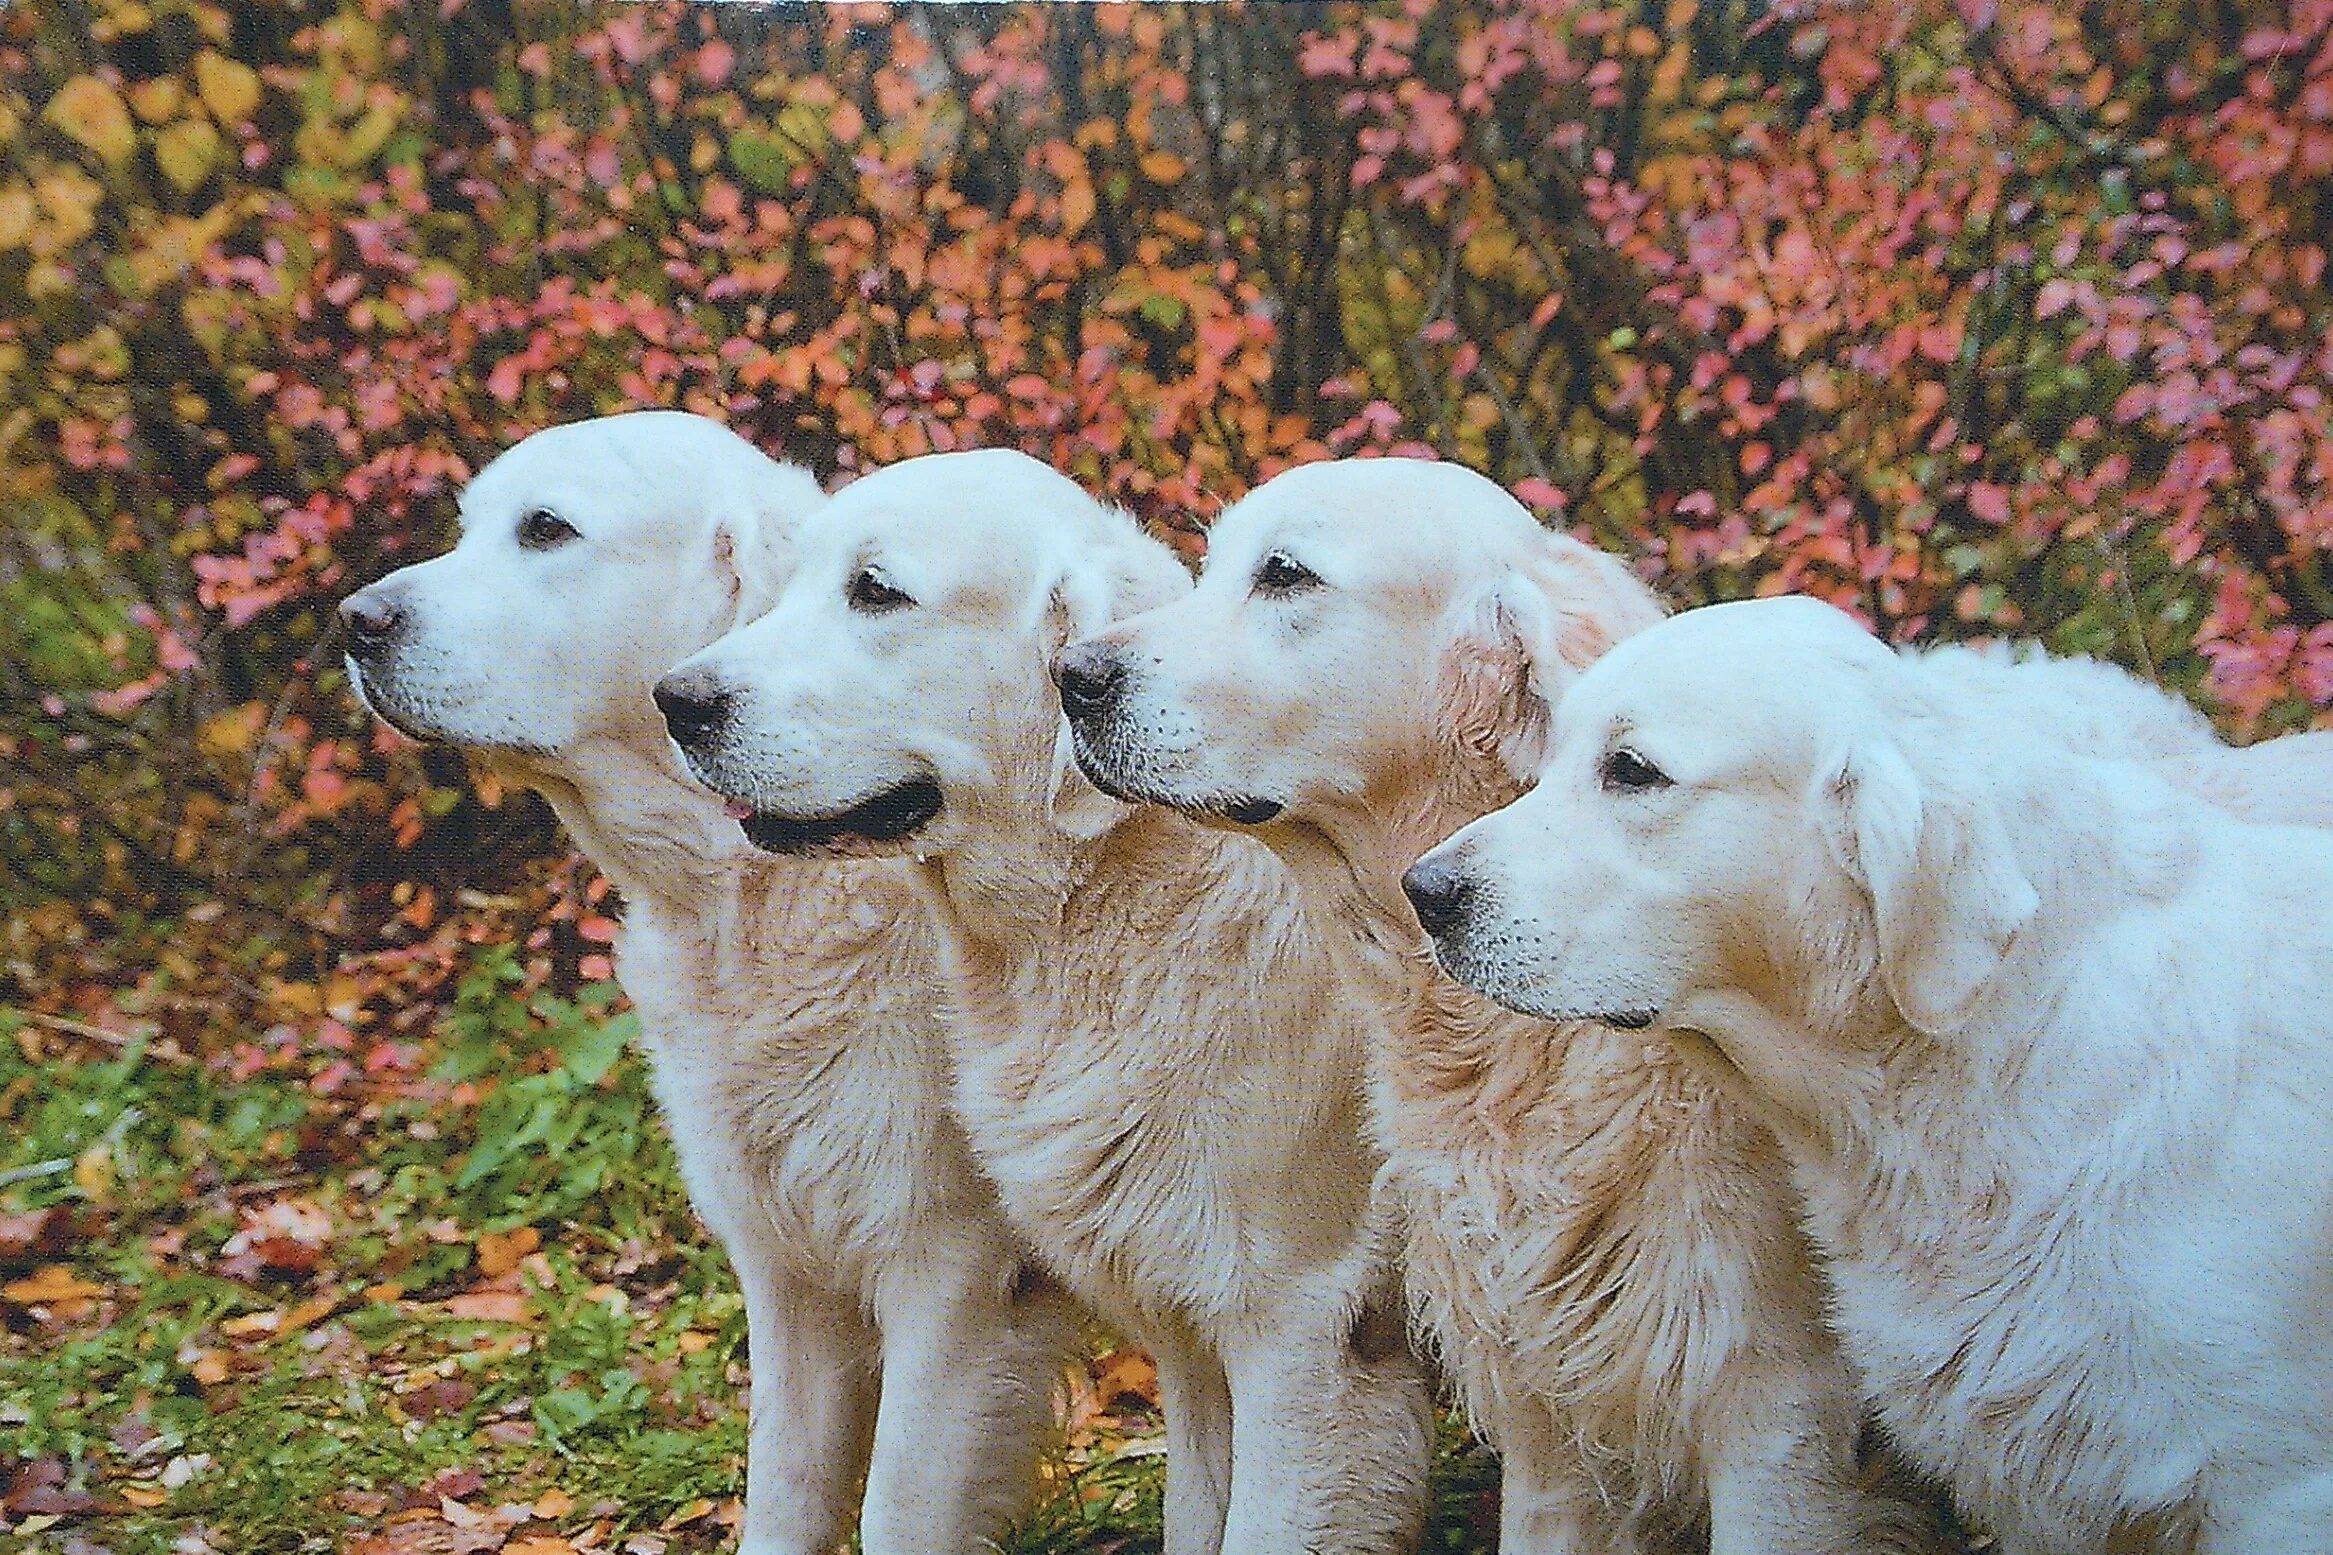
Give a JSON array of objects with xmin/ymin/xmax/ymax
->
[{"xmin": 4, "ymin": 0, "xmax": 2330, "ymax": 1046}]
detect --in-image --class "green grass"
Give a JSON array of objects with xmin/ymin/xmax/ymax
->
[{"xmin": 0, "ymin": 967, "xmax": 1498, "ymax": 1553}]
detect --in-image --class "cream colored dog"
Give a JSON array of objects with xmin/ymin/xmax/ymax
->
[
  {"xmin": 340, "ymin": 413, "xmax": 1075, "ymax": 1555},
  {"xmin": 1413, "ymin": 595, "xmax": 2333, "ymax": 1555},
  {"xmin": 1056, "ymin": 458, "xmax": 1952, "ymax": 1554},
  {"xmin": 659, "ymin": 449, "xmax": 1435, "ymax": 1555}
]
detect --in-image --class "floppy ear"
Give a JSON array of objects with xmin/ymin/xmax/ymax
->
[
  {"xmin": 713, "ymin": 466, "xmax": 824, "ymax": 626},
  {"xmin": 1818, "ymin": 738, "xmax": 2038, "ymax": 1034},
  {"xmin": 1441, "ymin": 540, "xmax": 1663, "ymax": 786},
  {"xmin": 1439, "ymin": 573, "xmax": 1572, "ymax": 784},
  {"xmin": 1533, "ymin": 533, "xmax": 1667, "ymax": 665}
]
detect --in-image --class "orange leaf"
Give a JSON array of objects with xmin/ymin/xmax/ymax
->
[
  {"xmin": 3, "ymin": 1265, "xmax": 103, "ymax": 1305},
  {"xmin": 475, "ymin": 1225, "xmax": 541, "ymax": 1277}
]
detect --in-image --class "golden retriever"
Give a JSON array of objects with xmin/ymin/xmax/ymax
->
[
  {"xmin": 658, "ymin": 449, "xmax": 1435, "ymax": 1555},
  {"xmin": 342, "ymin": 414, "xmax": 1075, "ymax": 1555},
  {"xmin": 1413, "ymin": 594, "xmax": 2333, "ymax": 1554},
  {"xmin": 1054, "ymin": 457, "xmax": 1952, "ymax": 1553}
]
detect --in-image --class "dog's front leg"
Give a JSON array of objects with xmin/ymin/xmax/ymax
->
[
  {"xmin": 727, "ymin": 1243, "xmax": 879, "ymax": 1555},
  {"xmin": 858, "ymin": 1252, "xmax": 1074, "ymax": 1555},
  {"xmin": 1481, "ymin": 1391, "xmax": 1633, "ymax": 1555},
  {"xmin": 1217, "ymin": 1300, "xmax": 1433, "ymax": 1555},
  {"xmin": 1150, "ymin": 1320, "xmax": 1236, "ymax": 1555},
  {"xmin": 1702, "ymin": 1359, "xmax": 1943, "ymax": 1555}
]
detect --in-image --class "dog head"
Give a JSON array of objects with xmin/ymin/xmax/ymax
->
[
  {"xmin": 340, "ymin": 412, "xmax": 821, "ymax": 760},
  {"xmin": 1058, "ymin": 458, "xmax": 1662, "ymax": 849},
  {"xmin": 1407, "ymin": 595, "xmax": 2041, "ymax": 1040},
  {"xmin": 658, "ymin": 448, "xmax": 1189, "ymax": 860}
]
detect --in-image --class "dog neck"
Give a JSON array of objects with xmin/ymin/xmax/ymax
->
[
  {"xmin": 1271, "ymin": 745, "xmax": 1533, "ymax": 996},
  {"xmin": 494, "ymin": 734, "xmax": 763, "ymax": 913}
]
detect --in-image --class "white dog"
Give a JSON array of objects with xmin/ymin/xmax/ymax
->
[
  {"xmin": 659, "ymin": 449, "xmax": 1436, "ymax": 1555},
  {"xmin": 340, "ymin": 413, "xmax": 1075, "ymax": 1555},
  {"xmin": 1413, "ymin": 595, "xmax": 2333, "ymax": 1554},
  {"xmin": 1054, "ymin": 458, "xmax": 1953, "ymax": 1554}
]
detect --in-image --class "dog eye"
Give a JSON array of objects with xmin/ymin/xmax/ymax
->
[
  {"xmin": 1599, "ymin": 748, "xmax": 1672, "ymax": 794},
  {"xmin": 847, "ymin": 566, "xmax": 912, "ymax": 614},
  {"xmin": 1254, "ymin": 551, "xmax": 1321, "ymax": 595},
  {"xmin": 516, "ymin": 508, "xmax": 578, "ymax": 550}
]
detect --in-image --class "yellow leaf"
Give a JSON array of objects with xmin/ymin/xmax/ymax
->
[
  {"xmin": 284, "ymin": 1294, "xmax": 338, "ymax": 1332},
  {"xmin": 1139, "ymin": 151, "xmax": 1185, "ymax": 184},
  {"xmin": 530, "ymin": 1488, "xmax": 574, "ymax": 1519},
  {"xmin": 660, "ymin": 1498, "xmax": 717, "ymax": 1530},
  {"xmin": 188, "ymin": 1349, "xmax": 231, "ymax": 1385},
  {"xmin": 154, "ymin": 118, "xmax": 221, "ymax": 193},
  {"xmin": 120, "ymin": 1484, "xmax": 168, "ymax": 1509},
  {"xmin": 129, "ymin": 77, "xmax": 183, "ymax": 123},
  {"xmin": 74, "ymin": 1141, "xmax": 114, "ymax": 1202},
  {"xmin": 268, "ymin": 978, "xmax": 321, "ymax": 1018},
  {"xmin": 3, "ymin": 1265, "xmax": 104, "ymax": 1305},
  {"xmin": 507, "ymin": 1539, "xmax": 576, "ymax": 1555},
  {"xmin": 194, "ymin": 50, "xmax": 261, "ymax": 124},
  {"xmin": 0, "ymin": 183, "xmax": 34, "ymax": 250},
  {"xmin": 198, "ymin": 701, "xmax": 265, "ymax": 758},
  {"xmin": 46, "ymin": 76, "xmax": 138, "ymax": 163}
]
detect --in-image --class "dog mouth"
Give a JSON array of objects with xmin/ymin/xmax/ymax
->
[
  {"xmin": 1068, "ymin": 733, "xmax": 1283, "ymax": 826},
  {"xmin": 730, "ymin": 776, "xmax": 944, "ymax": 855},
  {"xmin": 345, "ymin": 659, "xmax": 440, "ymax": 744}
]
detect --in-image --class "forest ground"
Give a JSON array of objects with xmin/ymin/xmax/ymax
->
[{"xmin": 0, "ymin": 968, "xmax": 1500, "ymax": 1555}]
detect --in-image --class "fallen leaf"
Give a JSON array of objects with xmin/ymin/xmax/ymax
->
[
  {"xmin": 120, "ymin": 1483, "xmax": 168, "ymax": 1508},
  {"xmin": 532, "ymin": 1488, "xmax": 573, "ymax": 1519},
  {"xmin": 475, "ymin": 1225, "xmax": 540, "ymax": 1277},
  {"xmin": 659, "ymin": 1498, "xmax": 715, "ymax": 1530},
  {"xmin": 3, "ymin": 1264, "xmax": 103, "ymax": 1305},
  {"xmin": 442, "ymin": 1289, "xmax": 530, "ymax": 1323}
]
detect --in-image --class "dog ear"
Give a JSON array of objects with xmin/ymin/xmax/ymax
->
[
  {"xmin": 713, "ymin": 465, "xmax": 824, "ymax": 627},
  {"xmin": 1441, "ymin": 538, "xmax": 1662, "ymax": 787},
  {"xmin": 1818, "ymin": 738, "xmax": 2038, "ymax": 1034},
  {"xmin": 1440, "ymin": 574, "xmax": 1563, "ymax": 784}
]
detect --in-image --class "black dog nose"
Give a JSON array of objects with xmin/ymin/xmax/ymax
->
[
  {"xmin": 1054, "ymin": 641, "xmax": 1126, "ymax": 719},
  {"xmin": 1401, "ymin": 856, "xmax": 1476, "ymax": 940},
  {"xmin": 654, "ymin": 672, "xmax": 736, "ymax": 750},
  {"xmin": 339, "ymin": 587, "xmax": 405, "ymax": 656}
]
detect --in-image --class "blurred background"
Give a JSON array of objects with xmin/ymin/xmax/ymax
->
[{"xmin": 2, "ymin": 0, "xmax": 2327, "ymax": 1548}]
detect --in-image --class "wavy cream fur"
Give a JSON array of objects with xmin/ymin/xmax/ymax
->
[
  {"xmin": 342, "ymin": 414, "xmax": 1072, "ymax": 1555},
  {"xmin": 1420, "ymin": 595, "xmax": 2333, "ymax": 1554},
  {"xmin": 663, "ymin": 449, "xmax": 1435, "ymax": 1555}
]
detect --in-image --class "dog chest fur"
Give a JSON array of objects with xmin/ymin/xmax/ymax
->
[
  {"xmin": 939, "ymin": 809, "xmax": 1379, "ymax": 1329},
  {"xmin": 621, "ymin": 858, "xmax": 1005, "ymax": 1306}
]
